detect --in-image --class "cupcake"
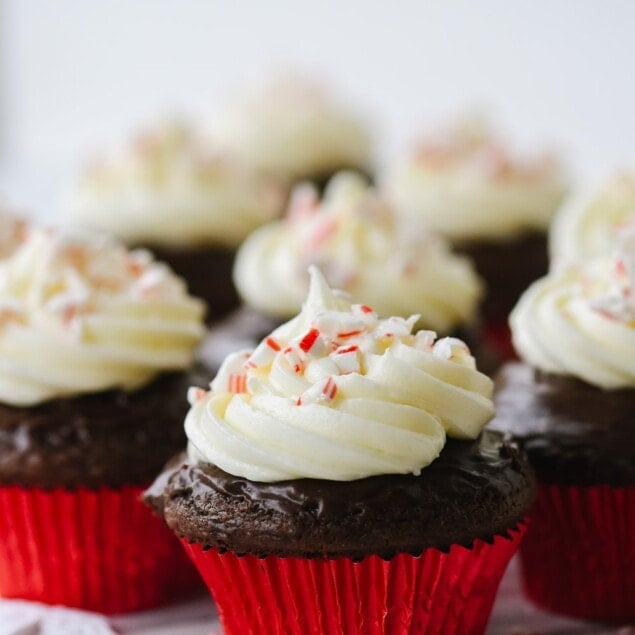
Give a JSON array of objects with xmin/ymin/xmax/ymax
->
[
  {"xmin": 0, "ymin": 227, "xmax": 207, "ymax": 613},
  {"xmin": 208, "ymin": 75, "xmax": 373, "ymax": 190},
  {"xmin": 66, "ymin": 120, "xmax": 285, "ymax": 318},
  {"xmin": 489, "ymin": 237, "xmax": 635, "ymax": 619},
  {"xmin": 551, "ymin": 170, "xmax": 635, "ymax": 266},
  {"xmin": 206, "ymin": 172, "xmax": 484, "ymax": 370},
  {"xmin": 146, "ymin": 267, "xmax": 535, "ymax": 635},
  {"xmin": 388, "ymin": 115, "xmax": 567, "ymax": 357}
]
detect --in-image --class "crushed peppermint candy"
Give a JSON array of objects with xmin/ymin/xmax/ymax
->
[
  {"xmin": 0, "ymin": 228, "xmax": 194, "ymax": 339},
  {"xmin": 198, "ymin": 294, "xmax": 475, "ymax": 408},
  {"xmin": 587, "ymin": 240, "xmax": 635, "ymax": 322}
]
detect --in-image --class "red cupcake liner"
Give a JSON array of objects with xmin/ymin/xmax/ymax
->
[
  {"xmin": 482, "ymin": 317, "xmax": 517, "ymax": 363},
  {"xmin": 0, "ymin": 484, "xmax": 201, "ymax": 614},
  {"xmin": 519, "ymin": 483, "xmax": 635, "ymax": 621},
  {"xmin": 182, "ymin": 523, "xmax": 526, "ymax": 635}
]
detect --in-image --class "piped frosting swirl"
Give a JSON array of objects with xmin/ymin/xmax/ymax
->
[
  {"xmin": 185, "ymin": 268, "xmax": 494, "ymax": 482},
  {"xmin": 388, "ymin": 115, "xmax": 567, "ymax": 242},
  {"xmin": 0, "ymin": 228, "xmax": 205, "ymax": 405},
  {"xmin": 511, "ymin": 233, "xmax": 635, "ymax": 389},
  {"xmin": 234, "ymin": 173, "xmax": 482, "ymax": 332},
  {"xmin": 550, "ymin": 172, "xmax": 635, "ymax": 266},
  {"xmin": 66, "ymin": 121, "xmax": 285, "ymax": 248}
]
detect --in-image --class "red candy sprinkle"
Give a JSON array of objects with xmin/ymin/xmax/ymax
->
[
  {"xmin": 265, "ymin": 337, "xmax": 281, "ymax": 351},
  {"xmin": 228, "ymin": 374, "xmax": 247, "ymax": 394},
  {"xmin": 299, "ymin": 328, "xmax": 320, "ymax": 353}
]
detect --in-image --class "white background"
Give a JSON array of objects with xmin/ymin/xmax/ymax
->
[{"xmin": 1, "ymin": 0, "xmax": 634, "ymax": 213}]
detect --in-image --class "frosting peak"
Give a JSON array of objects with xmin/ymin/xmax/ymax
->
[
  {"xmin": 185, "ymin": 268, "xmax": 494, "ymax": 482},
  {"xmin": 511, "ymin": 238, "xmax": 635, "ymax": 389},
  {"xmin": 234, "ymin": 172, "xmax": 482, "ymax": 332},
  {"xmin": 0, "ymin": 228, "xmax": 205, "ymax": 405}
]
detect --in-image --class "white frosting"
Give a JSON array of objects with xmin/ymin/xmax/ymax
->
[
  {"xmin": 0, "ymin": 228, "xmax": 205, "ymax": 406},
  {"xmin": 208, "ymin": 77, "xmax": 372, "ymax": 180},
  {"xmin": 551, "ymin": 172, "xmax": 635, "ymax": 267},
  {"xmin": 0, "ymin": 208, "xmax": 28, "ymax": 259},
  {"xmin": 234, "ymin": 173, "xmax": 482, "ymax": 332},
  {"xmin": 388, "ymin": 116, "xmax": 567, "ymax": 242},
  {"xmin": 66, "ymin": 121, "xmax": 285, "ymax": 248},
  {"xmin": 511, "ymin": 235, "xmax": 635, "ymax": 389},
  {"xmin": 185, "ymin": 267, "xmax": 494, "ymax": 482}
]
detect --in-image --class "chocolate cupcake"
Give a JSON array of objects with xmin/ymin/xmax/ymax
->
[
  {"xmin": 551, "ymin": 170, "xmax": 635, "ymax": 267},
  {"xmin": 0, "ymin": 227, "xmax": 208, "ymax": 613},
  {"xmin": 147, "ymin": 268, "xmax": 534, "ymax": 635},
  {"xmin": 65, "ymin": 120, "xmax": 285, "ymax": 319},
  {"xmin": 388, "ymin": 115, "xmax": 568, "ymax": 358},
  {"xmin": 489, "ymin": 239, "xmax": 635, "ymax": 620},
  {"xmin": 208, "ymin": 75, "xmax": 373, "ymax": 190},
  {"xmin": 209, "ymin": 172, "xmax": 484, "ymax": 371}
]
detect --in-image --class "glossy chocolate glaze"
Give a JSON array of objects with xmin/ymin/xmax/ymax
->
[
  {"xmin": 141, "ymin": 243, "xmax": 239, "ymax": 321},
  {"xmin": 145, "ymin": 430, "xmax": 535, "ymax": 559},
  {"xmin": 0, "ymin": 363, "xmax": 215, "ymax": 490},
  {"xmin": 489, "ymin": 362, "xmax": 635, "ymax": 486},
  {"xmin": 459, "ymin": 231, "xmax": 548, "ymax": 320}
]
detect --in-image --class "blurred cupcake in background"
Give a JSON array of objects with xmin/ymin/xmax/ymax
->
[
  {"xmin": 388, "ymin": 115, "xmax": 568, "ymax": 357},
  {"xmin": 490, "ymin": 236, "xmax": 635, "ymax": 620},
  {"xmin": 204, "ymin": 173, "xmax": 484, "ymax": 369},
  {"xmin": 551, "ymin": 170, "xmax": 635, "ymax": 267},
  {"xmin": 208, "ymin": 75, "xmax": 373, "ymax": 190},
  {"xmin": 65, "ymin": 120, "xmax": 285, "ymax": 319},
  {"xmin": 0, "ymin": 227, "xmax": 207, "ymax": 613}
]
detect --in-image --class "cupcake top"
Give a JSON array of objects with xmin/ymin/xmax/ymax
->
[
  {"xmin": 185, "ymin": 267, "xmax": 494, "ymax": 483},
  {"xmin": 0, "ymin": 228, "xmax": 205, "ymax": 406},
  {"xmin": 66, "ymin": 121, "xmax": 285, "ymax": 249},
  {"xmin": 233, "ymin": 173, "xmax": 483, "ymax": 332},
  {"xmin": 208, "ymin": 76, "xmax": 372, "ymax": 181},
  {"xmin": 511, "ymin": 234, "xmax": 635, "ymax": 389},
  {"xmin": 551, "ymin": 172, "xmax": 635, "ymax": 266},
  {"xmin": 388, "ymin": 115, "xmax": 567, "ymax": 243}
]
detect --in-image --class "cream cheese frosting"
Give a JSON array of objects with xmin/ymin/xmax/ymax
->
[
  {"xmin": 66, "ymin": 121, "xmax": 285, "ymax": 249},
  {"xmin": 388, "ymin": 116, "xmax": 567, "ymax": 242},
  {"xmin": 550, "ymin": 172, "xmax": 635, "ymax": 266},
  {"xmin": 511, "ymin": 233, "xmax": 635, "ymax": 389},
  {"xmin": 185, "ymin": 267, "xmax": 494, "ymax": 482},
  {"xmin": 233, "ymin": 173, "xmax": 482, "ymax": 332},
  {"xmin": 0, "ymin": 228, "xmax": 205, "ymax": 406},
  {"xmin": 208, "ymin": 76, "xmax": 372, "ymax": 181}
]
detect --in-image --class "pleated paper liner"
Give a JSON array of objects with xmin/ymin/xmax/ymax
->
[
  {"xmin": 0, "ymin": 484, "xmax": 202, "ymax": 614},
  {"xmin": 519, "ymin": 483, "xmax": 635, "ymax": 621},
  {"xmin": 182, "ymin": 522, "xmax": 526, "ymax": 635}
]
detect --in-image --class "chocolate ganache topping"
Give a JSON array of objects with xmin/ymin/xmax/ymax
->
[
  {"xmin": 490, "ymin": 362, "xmax": 635, "ymax": 486},
  {"xmin": 146, "ymin": 430, "xmax": 534, "ymax": 559}
]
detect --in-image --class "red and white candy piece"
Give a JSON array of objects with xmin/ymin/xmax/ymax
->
[
  {"xmin": 313, "ymin": 311, "xmax": 365, "ymax": 341},
  {"xmin": 245, "ymin": 336, "xmax": 281, "ymax": 369},
  {"xmin": 211, "ymin": 350, "xmax": 251, "ymax": 393},
  {"xmin": 414, "ymin": 330, "xmax": 437, "ymax": 351},
  {"xmin": 296, "ymin": 327, "xmax": 329, "ymax": 357},
  {"xmin": 297, "ymin": 376, "xmax": 338, "ymax": 406},
  {"xmin": 281, "ymin": 345, "xmax": 304, "ymax": 374},
  {"xmin": 330, "ymin": 344, "xmax": 360, "ymax": 374},
  {"xmin": 374, "ymin": 315, "xmax": 419, "ymax": 340}
]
